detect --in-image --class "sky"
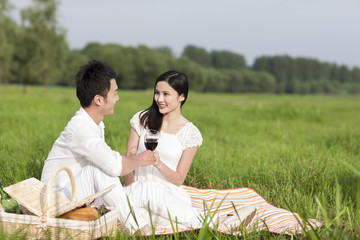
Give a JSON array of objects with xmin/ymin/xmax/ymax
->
[{"xmin": 11, "ymin": 0, "xmax": 360, "ymax": 68}]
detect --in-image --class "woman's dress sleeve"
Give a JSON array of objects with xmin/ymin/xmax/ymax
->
[
  {"xmin": 130, "ymin": 111, "xmax": 143, "ymax": 136},
  {"xmin": 181, "ymin": 123, "xmax": 203, "ymax": 150}
]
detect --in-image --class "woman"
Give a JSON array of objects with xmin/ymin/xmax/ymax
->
[
  {"xmin": 125, "ymin": 70, "xmax": 200, "ymax": 188},
  {"xmin": 124, "ymin": 70, "xmax": 256, "ymax": 233},
  {"xmin": 123, "ymin": 70, "xmax": 215, "ymax": 229},
  {"xmin": 124, "ymin": 70, "xmax": 321, "ymax": 235}
]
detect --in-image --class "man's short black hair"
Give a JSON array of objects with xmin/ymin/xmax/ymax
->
[{"xmin": 75, "ymin": 59, "xmax": 117, "ymax": 107}]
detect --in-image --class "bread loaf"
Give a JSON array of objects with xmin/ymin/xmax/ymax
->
[{"xmin": 59, "ymin": 207, "xmax": 99, "ymax": 221}]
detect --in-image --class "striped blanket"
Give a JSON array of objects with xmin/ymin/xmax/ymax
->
[
  {"xmin": 121, "ymin": 186, "xmax": 323, "ymax": 236},
  {"xmin": 182, "ymin": 186, "xmax": 323, "ymax": 235}
]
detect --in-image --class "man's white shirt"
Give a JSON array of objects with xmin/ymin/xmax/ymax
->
[{"xmin": 40, "ymin": 107, "xmax": 122, "ymax": 190}]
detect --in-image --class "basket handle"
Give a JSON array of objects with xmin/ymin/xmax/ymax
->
[{"xmin": 44, "ymin": 166, "xmax": 77, "ymax": 218}]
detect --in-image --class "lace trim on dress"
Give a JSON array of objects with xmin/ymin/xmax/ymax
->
[{"xmin": 176, "ymin": 123, "xmax": 203, "ymax": 150}]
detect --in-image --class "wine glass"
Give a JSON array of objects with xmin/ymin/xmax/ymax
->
[{"xmin": 144, "ymin": 129, "xmax": 160, "ymax": 151}]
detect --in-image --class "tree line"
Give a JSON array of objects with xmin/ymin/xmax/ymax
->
[{"xmin": 1, "ymin": 0, "xmax": 360, "ymax": 94}]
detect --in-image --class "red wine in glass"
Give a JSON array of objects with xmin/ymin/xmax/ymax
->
[
  {"xmin": 144, "ymin": 129, "xmax": 160, "ymax": 151},
  {"xmin": 145, "ymin": 139, "xmax": 158, "ymax": 151}
]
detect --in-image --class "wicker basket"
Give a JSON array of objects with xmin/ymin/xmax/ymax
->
[{"xmin": 0, "ymin": 167, "xmax": 119, "ymax": 239}]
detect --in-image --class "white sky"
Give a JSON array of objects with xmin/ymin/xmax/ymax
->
[{"xmin": 11, "ymin": 0, "xmax": 360, "ymax": 68}]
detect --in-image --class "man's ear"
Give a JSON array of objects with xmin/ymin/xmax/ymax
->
[{"xmin": 93, "ymin": 95, "xmax": 103, "ymax": 106}]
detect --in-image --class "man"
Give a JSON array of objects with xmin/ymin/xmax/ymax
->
[{"xmin": 41, "ymin": 59, "xmax": 155, "ymax": 232}]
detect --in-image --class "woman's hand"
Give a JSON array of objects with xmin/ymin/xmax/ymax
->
[
  {"xmin": 138, "ymin": 150, "xmax": 157, "ymax": 166},
  {"xmin": 153, "ymin": 150, "xmax": 160, "ymax": 167}
]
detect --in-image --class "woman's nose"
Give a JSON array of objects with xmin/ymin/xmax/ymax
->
[{"xmin": 158, "ymin": 94, "xmax": 164, "ymax": 102}]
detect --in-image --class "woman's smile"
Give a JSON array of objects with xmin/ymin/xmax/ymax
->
[{"xmin": 158, "ymin": 104, "xmax": 166, "ymax": 110}]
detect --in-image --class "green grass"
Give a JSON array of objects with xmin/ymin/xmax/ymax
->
[{"xmin": 1, "ymin": 85, "xmax": 360, "ymax": 239}]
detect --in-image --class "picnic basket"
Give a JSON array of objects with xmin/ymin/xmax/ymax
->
[{"xmin": 0, "ymin": 166, "xmax": 119, "ymax": 239}]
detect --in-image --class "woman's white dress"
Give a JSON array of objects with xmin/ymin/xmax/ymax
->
[
  {"xmin": 125, "ymin": 111, "xmax": 323, "ymax": 234},
  {"xmin": 126, "ymin": 111, "xmax": 203, "ymax": 228}
]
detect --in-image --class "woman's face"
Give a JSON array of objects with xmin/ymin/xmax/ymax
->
[{"xmin": 154, "ymin": 81, "xmax": 184, "ymax": 115}]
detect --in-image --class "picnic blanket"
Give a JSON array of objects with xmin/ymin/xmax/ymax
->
[
  {"xmin": 120, "ymin": 186, "xmax": 323, "ymax": 236},
  {"xmin": 183, "ymin": 186, "xmax": 323, "ymax": 235}
]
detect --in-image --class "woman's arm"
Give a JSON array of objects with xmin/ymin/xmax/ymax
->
[
  {"xmin": 154, "ymin": 147, "xmax": 198, "ymax": 186},
  {"xmin": 124, "ymin": 128, "xmax": 140, "ymax": 186}
]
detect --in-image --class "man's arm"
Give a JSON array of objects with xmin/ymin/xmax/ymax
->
[
  {"xmin": 121, "ymin": 150, "xmax": 156, "ymax": 176},
  {"xmin": 71, "ymin": 123, "xmax": 155, "ymax": 177}
]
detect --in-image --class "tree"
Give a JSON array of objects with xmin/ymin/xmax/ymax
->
[
  {"xmin": 253, "ymin": 55, "xmax": 289, "ymax": 93},
  {"xmin": 210, "ymin": 50, "xmax": 246, "ymax": 69},
  {"xmin": 338, "ymin": 65, "xmax": 351, "ymax": 83},
  {"xmin": 80, "ymin": 43, "xmax": 173, "ymax": 90},
  {"xmin": 20, "ymin": 0, "xmax": 68, "ymax": 91},
  {"xmin": 133, "ymin": 45, "xmax": 169, "ymax": 89},
  {"xmin": 0, "ymin": 0, "xmax": 17, "ymax": 86},
  {"xmin": 252, "ymin": 56, "xmax": 271, "ymax": 72},
  {"xmin": 252, "ymin": 55, "xmax": 358, "ymax": 94},
  {"xmin": 58, "ymin": 50, "xmax": 88, "ymax": 86},
  {"xmin": 256, "ymin": 71, "xmax": 276, "ymax": 93},
  {"xmin": 351, "ymin": 67, "xmax": 360, "ymax": 83},
  {"xmin": 153, "ymin": 46, "xmax": 173, "ymax": 57},
  {"xmin": 203, "ymin": 68, "xmax": 228, "ymax": 92},
  {"xmin": 226, "ymin": 69, "xmax": 245, "ymax": 93},
  {"xmin": 182, "ymin": 45, "xmax": 211, "ymax": 67},
  {"xmin": 174, "ymin": 57, "xmax": 207, "ymax": 92},
  {"xmin": 115, "ymin": 46, "xmax": 138, "ymax": 89},
  {"xmin": 13, "ymin": 29, "xmax": 41, "ymax": 91}
]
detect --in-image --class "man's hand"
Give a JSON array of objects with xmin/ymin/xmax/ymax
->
[
  {"xmin": 121, "ymin": 150, "xmax": 157, "ymax": 176},
  {"xmin": 137, "ymin": 150, "xmax": 157, "ymax": 166},
  {"xmin": 121, "ymin": 150, "xmax": 156, "ymax": 176}
]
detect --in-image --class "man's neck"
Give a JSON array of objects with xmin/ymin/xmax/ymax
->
[{"xmin": 83, "ymin": 107, "xmax": 103, "ymax": 125}]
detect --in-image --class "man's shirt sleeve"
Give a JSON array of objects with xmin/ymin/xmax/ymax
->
[{"xmin": 70, "ymin": 123, "xmax": 123, "ymax": 177}]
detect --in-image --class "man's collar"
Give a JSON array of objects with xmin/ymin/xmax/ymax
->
[{"xmin": 79, "ymin": 107, "xmax": 105, "ymax": 129}]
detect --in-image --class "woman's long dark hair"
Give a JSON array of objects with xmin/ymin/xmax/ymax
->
[{"xmin": 140, "ymin": 70, "xmax": 189, "ymax": 130}]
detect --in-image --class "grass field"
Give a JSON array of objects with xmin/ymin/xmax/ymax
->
[{"xmin": 1, "ymin": 85, "xmax": 360, "ymax": 239}]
